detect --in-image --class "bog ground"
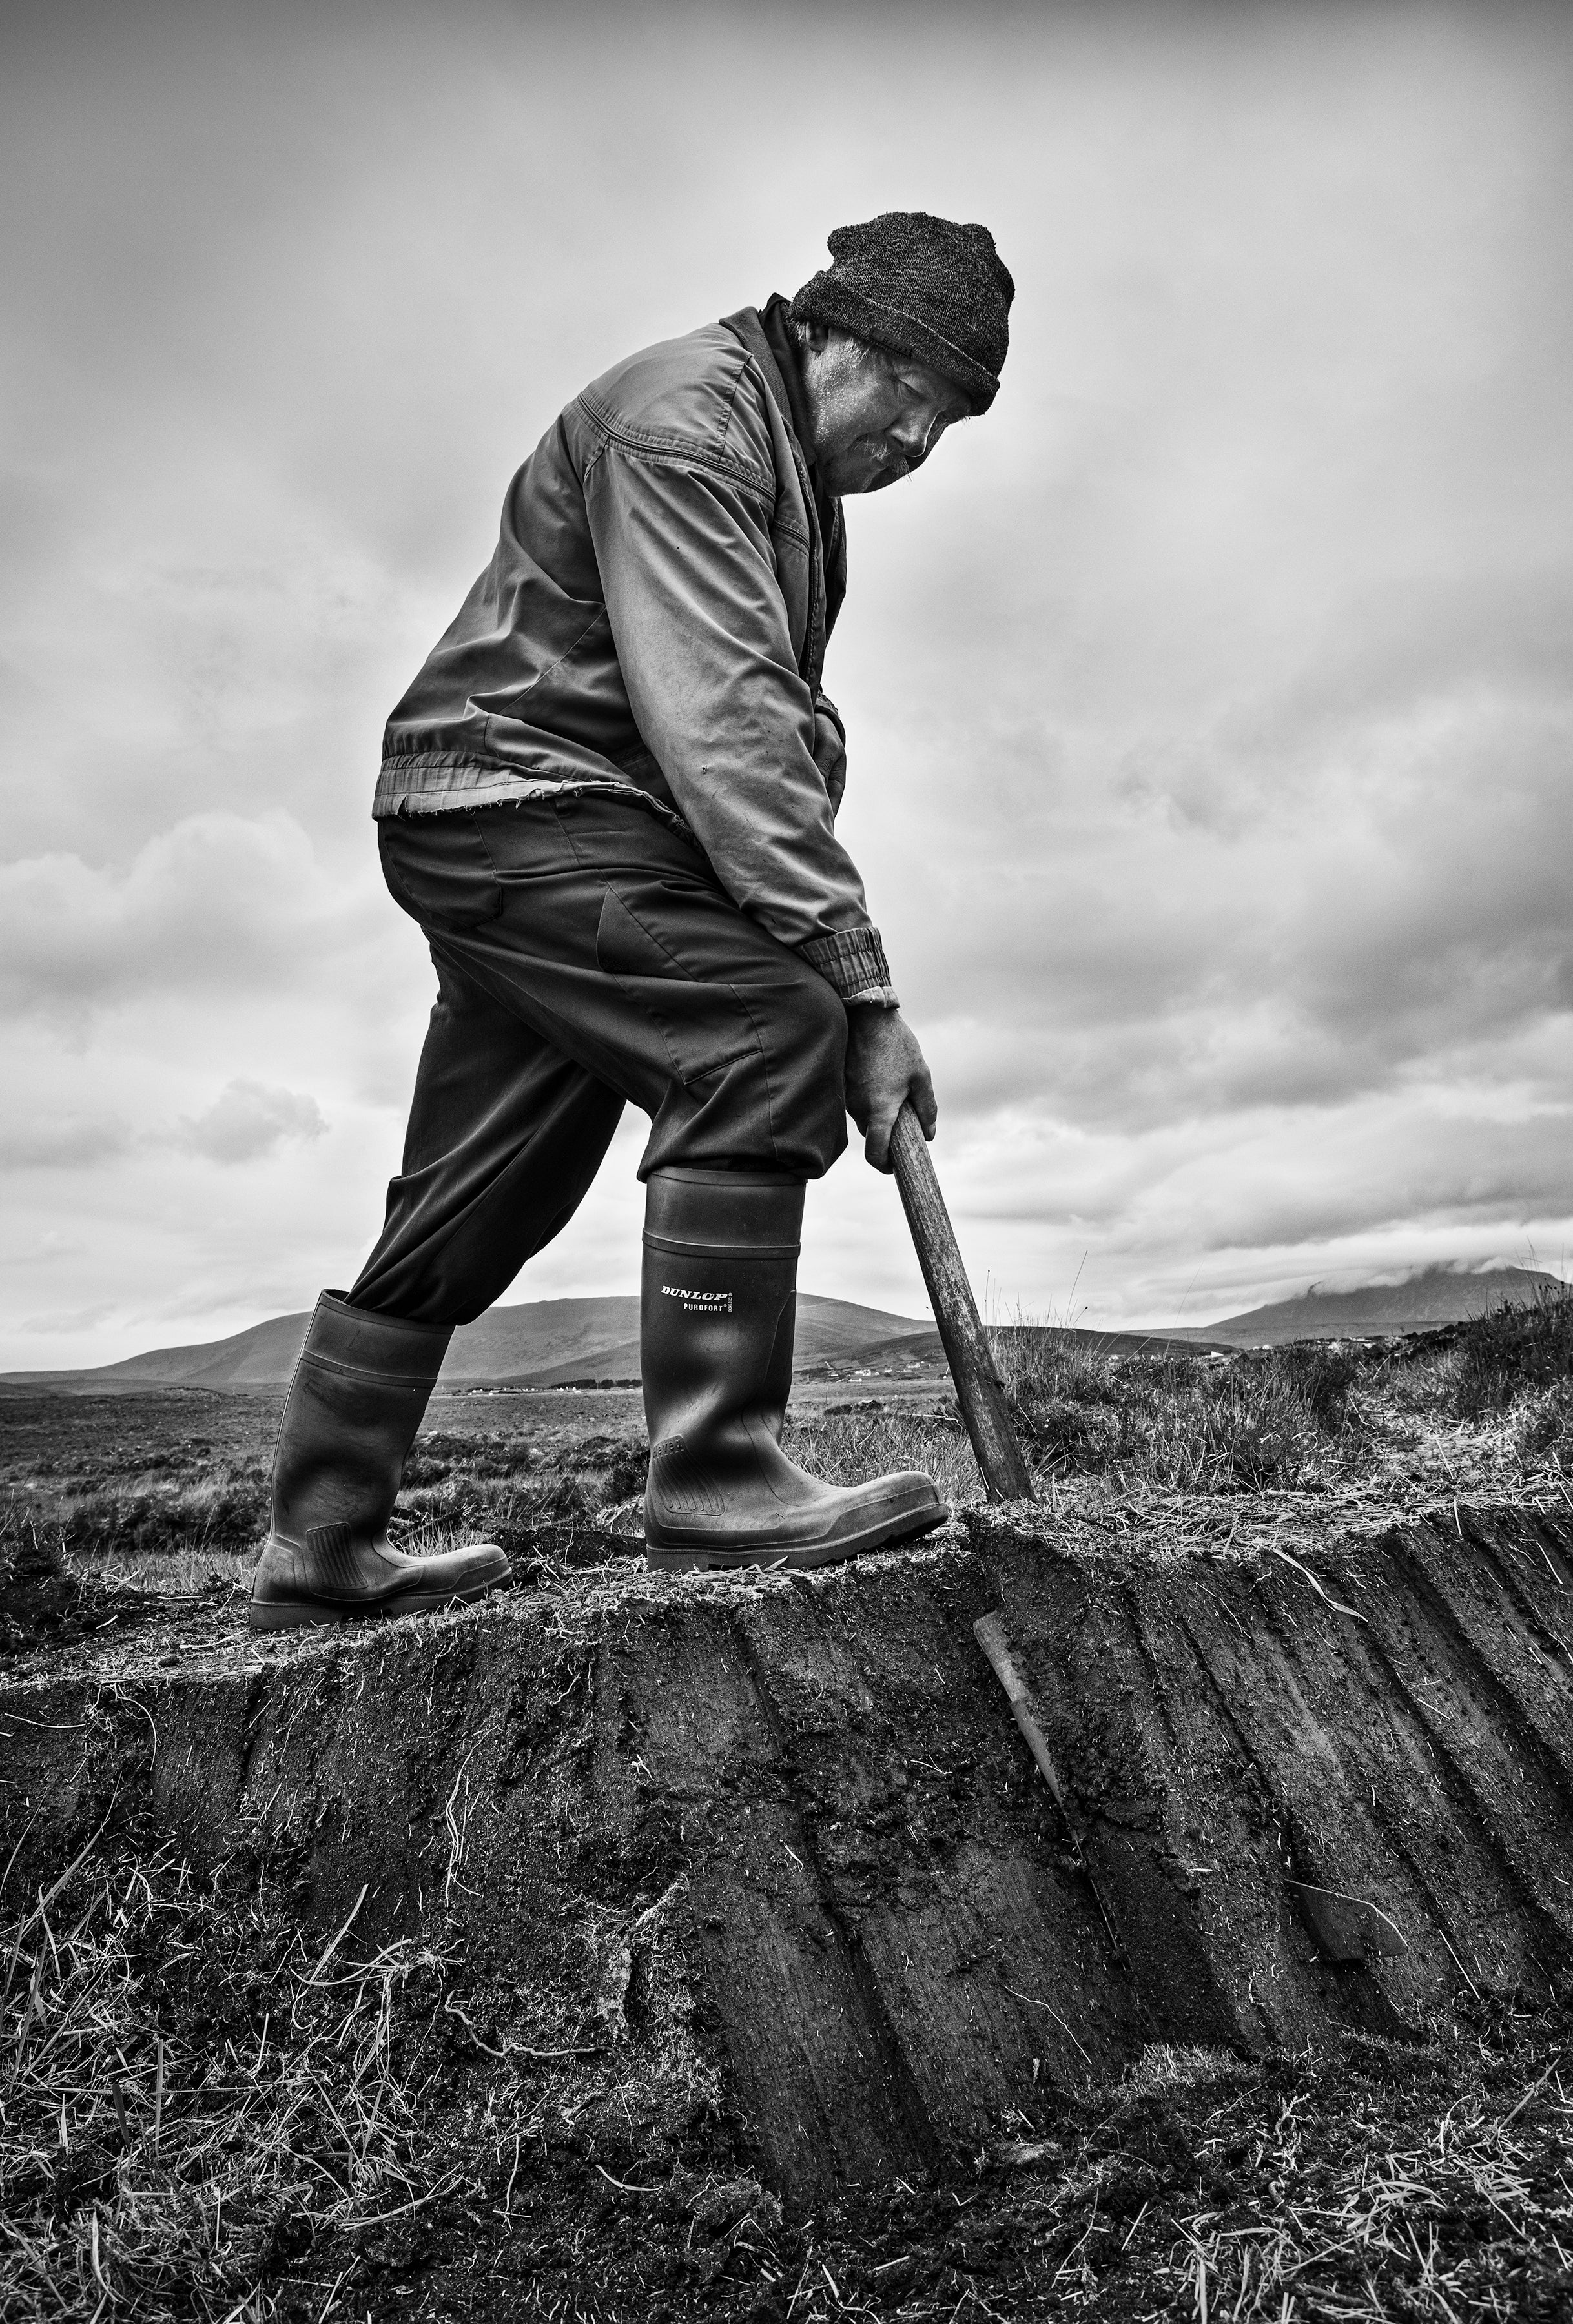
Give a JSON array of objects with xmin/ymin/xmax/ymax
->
[{"xmin": 3, "ymin": 1308, "xmax": 1572, "ymax": 2319}]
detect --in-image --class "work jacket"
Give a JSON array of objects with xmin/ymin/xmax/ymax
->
[{"xmin": 375, "ymin": 301, "xmax": 893, "ymax": 1003}]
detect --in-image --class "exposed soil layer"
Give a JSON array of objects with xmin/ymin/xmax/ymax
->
[
  {"xmin": 5, "ymin": 1502, "xmax": 1571, "ymax": 2217},
  {"xmin": 8, "ymin": 1843, "xmax": 1568, "ymax": 2323}
]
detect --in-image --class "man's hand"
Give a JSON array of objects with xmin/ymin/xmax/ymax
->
[{"xmin": 844, "ymin": 1006, "xmax": 937, "ymax": 1172}]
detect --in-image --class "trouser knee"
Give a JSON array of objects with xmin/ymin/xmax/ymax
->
[{"xmin": 768, "ymin": 971, "xmax": 848, "ymax": 1175}]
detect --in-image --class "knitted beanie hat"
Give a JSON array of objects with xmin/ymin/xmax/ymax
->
[{"xmin": 790, "ymin": 211, "xmax": 1014, "ymax": 413}]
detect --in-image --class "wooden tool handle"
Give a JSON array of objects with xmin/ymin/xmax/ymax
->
[{"xmin": 889, "ymin": 1104, "xmax": 1036, "ymax": 1503}]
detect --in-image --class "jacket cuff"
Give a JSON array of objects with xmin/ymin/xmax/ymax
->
[
  {"xmin": 799, "ymin": 926, "xmax": 898, "ymax": 1004},
  {"xmin": 814, "ymin": 691, "xmax": 846, "ymax": 744}
]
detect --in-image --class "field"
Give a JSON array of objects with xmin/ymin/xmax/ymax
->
[{"xmin": 3, "ymin": 1299, "xmax": 1572, "ymax": 2320}]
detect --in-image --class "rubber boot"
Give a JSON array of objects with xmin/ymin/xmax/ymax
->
[
  {"xmin": 248, "ymin": 1292, "xmax": 510, "ymax": 1630},
  {"xmin": 641, "ymin": 1169, "xmax": 946, "ymax": 1572}
]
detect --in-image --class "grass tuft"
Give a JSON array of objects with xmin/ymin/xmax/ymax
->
[
  {"xmin": 5, "ymin": 1842, "xmax": 1567, "ymax": 2321},
  {"xmin": 991, "ymin": 1335, "xmax": 1337, "ymax": 1494},
  {"xmin": 784, "ymin": 1398, "xmax": 983, "ymax": 1508},
  {"xmin": 1453, "ymin": 1278, "xmax": 1573, "ymax": 1419},
  {"xmin": 1, "ymin": 1843, "xmax": 440, "ymax": 2321}
]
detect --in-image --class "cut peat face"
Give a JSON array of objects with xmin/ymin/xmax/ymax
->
[{"xmin": 3, "ymin": 1503, "xmax": 1569, "ymax": 2203}]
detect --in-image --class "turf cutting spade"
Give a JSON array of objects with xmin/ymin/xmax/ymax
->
[{"xmin": 889, "ymin": 1101, "xmax": 1036, "ymax": 1503}]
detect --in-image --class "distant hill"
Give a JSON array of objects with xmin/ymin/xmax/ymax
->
[
  {"xmin": 0, "ymin": 1292, "xmax": 937, "ymax": 1396},
  {"xmin": 1173, "ymin": 1265, "xmax": 1566, "ymax": 1349},
  {"xmin": 484, "ymin": 1293, "xmax": 943, "ymax": 1389},
  {"xmin": 10, "ymin": 1266, "xmax": 1556, "ymax": 1398}
]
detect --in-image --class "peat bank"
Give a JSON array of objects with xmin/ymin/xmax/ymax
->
[{"xmin": 3, "ymin": 1340, "xmax": 1573, "ymax": 2318}]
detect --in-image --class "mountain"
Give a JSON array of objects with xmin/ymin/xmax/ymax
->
[
  {"xmin": 1, "ymin": 1293, "xmax": 937, "ymax": 1396},
  {"xmin": 1175, "ymin": 1265, "xmax": 1565, "ymax": 1348},
  {"xmin": 10, "ymin": 1265, "xmax": 1557, "ymax": 1398}
]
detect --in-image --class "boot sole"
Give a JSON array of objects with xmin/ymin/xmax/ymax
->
[
  {"xmin": 247, "ymin": 1575, "xmax": 508, "ymax": 1632},
  {"xmin": 644, "ymin": 1499, "xmax": 948, "ymax": 1575}
]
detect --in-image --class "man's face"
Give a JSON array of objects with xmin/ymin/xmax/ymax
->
[{"xmin": 797, "ymin": 324, "xmax": 972, "ymax": 497}]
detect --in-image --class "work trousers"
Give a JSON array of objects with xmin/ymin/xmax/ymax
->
[{"xmin": 348, "ymin": 795, "xmax": 849, "ymax": 1326}]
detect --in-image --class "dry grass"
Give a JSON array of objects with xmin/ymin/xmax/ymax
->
[
  {"xmin": 785, "ymin": 1398, "xmax": 984, "ymax": 1511},
  {"xmin": 1452, "ymin": 1278, "xmax": 1573, "ymax": 1420},
  {"xmin": 5, "ymin": 1298, "xmax": 1569, "ymax": 1670},
  {"xmin": 5, "ymin": 1837, "xmax": 1565, "ymax": 2320},
  {"xmin": 392, "ymin": 1428, "xmax": 649, "ymax": 1576},
  {"xmin": 5, "ymin": 1314, "xmax": 1573, "ymax": 2317},
  {"xmin": 1006, "ymin": 2022, "xmax": 1573, "ymax": 2322},
  {"xmin": 734, "ymin": 2019, "xmax": 1572, "ymax": 2322},
  {"xmin": 782, "ymin": 1300, "xmax": 1573, "ymax": 1578},
  {"xmin": 994, "ymin": 1330, "xmax": 1351, "ymax": 1492},
  {"xmin": 1, "ymin": 1844, "xmax": 442, "ymax": 2321},
  {"xmin": 6, "ymin": 1296, "xmax": 1570, "ymax": 1621},
  {"xmin": 0, "ymin": 1833, "xmax": 766, "ymax": 2323},
  {"xmin": 0, "ymin": 1411, "xmax": 652, "ymax": 1655}
]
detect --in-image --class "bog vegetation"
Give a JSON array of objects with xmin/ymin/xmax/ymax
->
[
  {"xmin": 3, "ymin": 1287, "xmax": 1572, "ymax": 2318},
  {"xmin": 4, "ymin": 1287, "xmax": 1572, "ymax": 1640},
  {"xmin": 4, "ymin": 1840, "xmax": 1567, "ymax": 2321}
]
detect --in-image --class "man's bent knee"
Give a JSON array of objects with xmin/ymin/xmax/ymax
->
[
  {"xmin": 763, "ymin": 965, "xmax": 850, "ymax": 1174},
  {"xmin": 640, "ymin": 961, "xmax": 849, "ymax": 1179},
  {"xmin": 797, "ymin": 966, "xmax": 850, "ymax": 1078}
]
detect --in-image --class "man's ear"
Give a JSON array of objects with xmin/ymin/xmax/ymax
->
[{"xmin": 802, "ymin": 320, "xmax": 832, "ymax": 354}]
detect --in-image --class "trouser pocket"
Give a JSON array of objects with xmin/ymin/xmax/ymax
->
[
  {"xmin": 593, "ymin": 886, "xmax": 760, "ymax": 1092},
  {"xmin": 378, "ymin": 811, "xmax": 504, "ymax": 932}
]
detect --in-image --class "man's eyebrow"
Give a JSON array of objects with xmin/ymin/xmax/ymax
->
[{"xmin": 891, "ymin": 355, "xmax": 963, "ymax": 404}]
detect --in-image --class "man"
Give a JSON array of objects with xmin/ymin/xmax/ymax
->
[{"xmin": 249, "ymin": 211, "xmax": 1014, "ymax": 1630}]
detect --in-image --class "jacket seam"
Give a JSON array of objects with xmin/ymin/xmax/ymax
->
[
  {"xmin": 727, "ymin": 338, "xmax": 825, "ymax": 673},
  {"xmin": 728, "ymin": 347, "xmax": 815, "ymax": 553},
  {"xmin": 484, "ymin": 606, "xmax": 608, "ymax": 720},
  {"xmin": 716, "ymin": 356, "xmax": 770, "ymax": 489},
  {"xmin": 577, "ymin": 388, "xmax": 776, "ymax": 500},
  {"xmin": 595, "ymin": 433, "xmax": 777, "ymax": 505}
]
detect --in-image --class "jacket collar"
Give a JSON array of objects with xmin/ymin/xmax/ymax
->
[
  {"xmin": 721, "ymin": 300, "xmax": 803, "ymax": 445},
  {"xmin": 720, "ymin": 298, "xmax": 847, "ymax": 643}
]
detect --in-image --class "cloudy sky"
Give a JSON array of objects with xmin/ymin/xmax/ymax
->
[{"xmin": 3, "ymin": 0, "xmax": 1570, "ymax": 1369}]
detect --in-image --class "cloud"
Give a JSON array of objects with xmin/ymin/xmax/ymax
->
[
  {"xmin": 0, "ymin": 1231, "xmax": 85, "ymax": 1267},
  {"xmin": 4, "ymin": 3, "xmax": 1573, "ymax": 1360},
  {"xmin": 0, "ymin": 1085, "xmax": 328, "ymax": 1173},
  {"xmin": 876, "ymin": 677, "xmax": 1573, "ymax": 1150},
  {"xmin": 0, "ymin": 1116, "xmax": 132, "ymax": 1170},
  {"xmin": 0, "ymin": 813, "xmax": 385, "ymax": 1024},
  {"xmin": 17, "ymin": 1301, "xmax": 121, "ymax": 1337},
  {"xmin": 170, "ymin": 1079, "xmax": 327, "ymax": 1165}
]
